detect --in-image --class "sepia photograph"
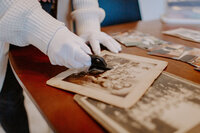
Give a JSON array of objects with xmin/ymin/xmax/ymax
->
[
  {"xmin": 190, "ymin": 56, "xmax": 200, "ymax": 68},
  {"xmin": 74, "ymin": 72, "xmax": 200, "ymax": 133},
  {"xmin": 111, "ymin": 30, "xmax": 165, "ymax": 49},
  {"xmin": 178, "ymin": 48, "xmax": 200, "ymax": 63},
  {"xmin": 163, "ymin": 28, "xmax": 200, "ymax": 43},
  {"xmin": 46, "ymin": 51, "xmax": 167, "ymax": 108},
  {"xmin": 148, "ymin": 43, "xmax": 189, "ymax": 59}
]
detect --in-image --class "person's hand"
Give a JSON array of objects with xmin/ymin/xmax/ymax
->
[
  {"xmin": 47, "ymin": 27, "xmax": 92, "ymax": 68},
  {"xmin": 80, "ymin": 31, "xmax": 122, "ymax": 55},
  {"xmin": 70, "ymin": 2, "xmax": 121, "ymax": 55}
]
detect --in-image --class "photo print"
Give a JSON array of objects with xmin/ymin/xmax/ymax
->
[
  {"xmin": 111, "ymin": 30, "xmax": 166, "ymax": 49},
  {"xmin": 47, "ymin": 51, "xmax": 167, "ymax": 108},
  {"xmin": 74, "ymin": 72, "xmax": 200, "ymax": 133}
]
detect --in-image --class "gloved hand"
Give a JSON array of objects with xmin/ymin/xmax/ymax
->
[
  {"xmin": 71, "ymin": 1, "xmax": 121, "ymax": 55},
  {"xmin": 80, "ymin": 31, "xmax": 122, "ymax": 55},
  {"xmin": 47, "ymin": 27, "xmax": 92, "ymax": 68}
]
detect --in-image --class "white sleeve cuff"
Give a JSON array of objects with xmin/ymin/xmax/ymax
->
[{"xmin": 71, "ymin": 8, "xmax": 105, "ymax": 35}]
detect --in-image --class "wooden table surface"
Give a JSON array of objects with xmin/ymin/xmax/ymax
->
[{"xmin": 9, "ymin": 20, "xmax": 200, "ymax": 133}]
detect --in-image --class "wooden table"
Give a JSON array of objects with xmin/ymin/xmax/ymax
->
[{"xmin": 9, "ymin": 20, "xmax": 200, "ymax": 133}]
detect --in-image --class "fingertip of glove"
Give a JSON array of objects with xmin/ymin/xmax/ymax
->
[
  {"xmin": 110, "ymin": 46, "xmax": 119, "ymax": 54},
  {"xmin": 94, "ymin": 50, "xmax": 101, "ymax": 55}
]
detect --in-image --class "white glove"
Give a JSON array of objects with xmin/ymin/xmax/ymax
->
[
  {"xmin": 47, "ymin": 27, "xmax": 92, "ymax": 68},
  {"xmin": 71, "ymin": 3, "xmax": 121, "ymax": 55},
  {"xmin": 80, "ymin": 31, "xmax": 122, "ymax": 55}
]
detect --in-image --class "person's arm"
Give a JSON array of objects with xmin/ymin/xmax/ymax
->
[
  {"xmin": 71, "ymin": 0, "xmax": 121, "ymax": 55},
  {"xmin": 0, "ymin": 0, "xmax": 91, "ymax": 68}
]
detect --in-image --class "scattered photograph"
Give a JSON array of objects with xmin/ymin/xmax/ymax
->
[
  {"xmin": 148, "ymin": 43, "xmax": 188, "ymax": 59},
  {"xmin": 178, "ymin": 48, "xmax": 200, "ymax": 63},
  {"xmin": 163, "ymin": 28, "xmax": 200, "ymax": 43},
  {"xmin": 190, "ymin": 56, "xmax": 200, "ymax": 68},
  {"xmin": 111, "ymin": 30, "xmax": 166, "ymax": 49}
]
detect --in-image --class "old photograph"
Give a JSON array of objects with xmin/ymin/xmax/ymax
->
[
  {"xmin": 178, "ymin": 48, "xmax": 200, "ymax": 63},
  {"xmin": 148, "ymin": 43, "xmax": 189, "ymax": 59},
  {"xmin": 190, "ymin": 56, "xmax": 200, "ymax": 67},
  {"xmin": 74, "ymin": 72, "xmax": 200, "ymax": 133},
  {"xmin": 111, "ymin": 30, "xmax": 165, "ymax": 49},
  {"xmin": 163, "ymin": 28, "xmax": 200, "ymax": 43},
  {"xmin": 46, "ymin": 51, "xmax": 167, "ymax": 108}
]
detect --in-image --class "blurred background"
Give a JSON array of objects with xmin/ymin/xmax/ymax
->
[
  {"xmin": 162, "ymin": 0, "xmax": 200, "ymax": 24},
  {"xmin": 55, "ymin": 0, "xmax": 200, "ymax": 27},
  {"xmin": 41, "ymin": 0, "xmax": 200, "ymax": 25},
  {"xmin": 1, "ymin": 0, "xmax": 199, "ymax": 133}
]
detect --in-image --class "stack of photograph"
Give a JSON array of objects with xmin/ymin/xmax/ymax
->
[{"xmin": 74, "ymin": 72, "xmax": 200, "ymax": 133}]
